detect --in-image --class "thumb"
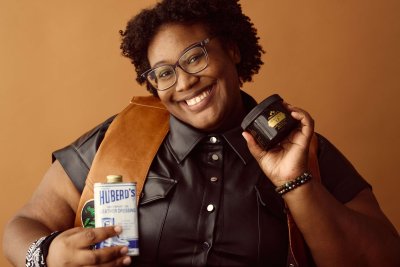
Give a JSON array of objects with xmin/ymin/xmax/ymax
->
[{"xmin": 242, "ymin": 131, "xmax": 266, "ymax": 161}]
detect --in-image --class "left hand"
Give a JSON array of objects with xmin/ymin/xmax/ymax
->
[{"xmin": 242, "ymin": 104, "xmax": 314, "ymax": 186}]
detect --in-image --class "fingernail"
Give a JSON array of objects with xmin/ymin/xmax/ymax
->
[
  {"xmin": 242, "ymin": 132, "xmax": 248, "ymax": 141},
  {"xmin": 120, "ymin": 246, "xmax": 128, "ymax": 255},
  {"xmin": 114, "ymin": 225, "xmax": 122, "ymax": 233},
  {"xmin": 122, "ymin": 256, "xmax": 131, "ymax": 265}
]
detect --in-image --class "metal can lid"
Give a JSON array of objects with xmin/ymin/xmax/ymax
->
[
  {"xmin": 106, "ymin": 174, "xmax": 123, "ymax": 183},
  {"xmin": 241, "ymin": 94, "xmax": 282, "ymax": 130}
]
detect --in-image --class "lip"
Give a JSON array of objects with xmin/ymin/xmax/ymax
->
[{"xmin": 178, "ymin": 84, "xmax": 215, "ymax": 112}]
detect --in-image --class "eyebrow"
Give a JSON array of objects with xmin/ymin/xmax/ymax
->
[{"xmin": 152, "ymin": 60, "xmax": 170, "ymax": 69}]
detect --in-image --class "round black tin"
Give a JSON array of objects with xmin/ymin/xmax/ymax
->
[{"xmin": 241, "ymin": 94, "xmax": 299, "ymax": 150}]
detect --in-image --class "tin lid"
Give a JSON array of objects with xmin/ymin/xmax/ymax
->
[
  {"xmin": 241, "ymin": 94, "xmax": 282, "ymax": 130},
  {"xmin": 106, "ymin": 175, "xmax": 123, "ymax": 183}
]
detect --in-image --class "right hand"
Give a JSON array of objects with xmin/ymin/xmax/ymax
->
[
  {"xmin": 47, "ymin": 226, "xmax": 132, "ymax": 267},
  {"xmin": 242, "ymin": 105, "xmax": 314, "ymax": 187}
]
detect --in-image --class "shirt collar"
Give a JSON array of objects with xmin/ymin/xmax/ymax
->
[
  {"xmin": 166, "ymin": 115, "xmax": 206, "ymax": 163},
  {"xmin": 166, "ymin": 90, "xmax": 257, "ymax": 164}
]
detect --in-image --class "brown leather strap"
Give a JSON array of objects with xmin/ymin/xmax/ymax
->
[
  {"xmin": 286, "ymin": 133, "xmax": 320, "ymax": 267},
  {"xmin": 74, "ymin": 96, "xmax": 169, "ymax": 226}
]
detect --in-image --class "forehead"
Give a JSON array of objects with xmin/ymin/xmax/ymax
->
[{"xmin": 147, "ymin": 23, "xmax": 209, "ymax": 66}]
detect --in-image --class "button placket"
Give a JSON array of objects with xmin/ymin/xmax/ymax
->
[{"xmin": 191, "ymin": 137, "xmax": 223, "ymax": 266}]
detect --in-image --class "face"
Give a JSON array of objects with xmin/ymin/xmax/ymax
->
[{"xmin": 147, "ymin": 23, "xmax": 244, "ymax": 132}]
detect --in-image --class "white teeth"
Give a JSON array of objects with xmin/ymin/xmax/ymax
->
[{"xmin": 185, "ymin": 89, "xmax": 211, "ymax": 106}]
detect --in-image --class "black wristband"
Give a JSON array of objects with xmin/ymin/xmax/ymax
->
[
  {"xmin": 275, "ymin": 172, "xmax": 312, "ymax": 195},
  {"xmin": 26, "ymin": 231, "xmax": 61, "ymax": 267}
]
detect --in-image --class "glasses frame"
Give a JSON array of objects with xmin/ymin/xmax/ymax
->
[{"xmin": 141, "ymin": 38, "xmax": 210, "ymax": 91}]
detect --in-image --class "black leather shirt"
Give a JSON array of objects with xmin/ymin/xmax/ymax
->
[
  {"xmin": 138, "ymin": 115, "xmax": 289, "ymax": 267},
  {"xmin": 53, "ymin": 94, "xmax": 370, "ymax": 267}
]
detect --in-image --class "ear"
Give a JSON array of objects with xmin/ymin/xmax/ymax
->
[{"xmin": 227, "ymin": 42, "xmax": 241, "ymax": 64}]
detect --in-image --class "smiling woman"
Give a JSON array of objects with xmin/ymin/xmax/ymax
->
[{"xmin": 2, "ymin": 0, "xmax": 400, "ymax": 267}]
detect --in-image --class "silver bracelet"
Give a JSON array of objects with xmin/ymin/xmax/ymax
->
[
  {"xmin": 26, "ymin": 231, "xmax": 61, "ymax": 267},
  {"xmin": 275, "ymin": 172, "xmax": 312, "ymax": 195}
]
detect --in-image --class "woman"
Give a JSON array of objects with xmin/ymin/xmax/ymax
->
[{"xmin": 4, "ymin": 0, "xmax": 400, "ymax": 266}]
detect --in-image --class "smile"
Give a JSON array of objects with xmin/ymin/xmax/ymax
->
[{"xmin": 185, "ymin": 87, "xmax": 213, "ymax": 106}]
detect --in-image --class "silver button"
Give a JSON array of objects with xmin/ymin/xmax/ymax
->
[
  {"xmin": 210, "ymin": 136, "xmax": 218, "ymax": 143},
  {"xmin": 203, "ymin": 241, "xmax": 210, "ymax": 249},
  {"xmin": 211, "ymin": 154, "xmax": 219, "ymax": 161},
  {"xmin": 210, "ymin": 176, "xmax": 218, "ymax": 182},
  {"xmin": 207, "ymin": 204, "xmax": 215, "ymax": 212}
]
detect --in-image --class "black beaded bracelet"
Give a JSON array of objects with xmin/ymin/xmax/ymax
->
[
  {"xmin": 275, "ymin": 172, "xmax": 312, "ymax": 195},
  {"xmin": 26, "ymin": 231, "xmax": 61, "ymax": 267}
]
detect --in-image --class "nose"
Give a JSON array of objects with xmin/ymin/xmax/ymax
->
[{"xmin": 174, "ymin": 67, "xmax": 199, "ymax": 92}]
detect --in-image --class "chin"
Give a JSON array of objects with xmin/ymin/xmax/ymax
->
[
  {"xmin": 180, "ymin": 111, "xmax": 224, "ymax": 131},
  {"xmin": 185, "ymin": 118, "xmax": 213, "ymax": 131}
]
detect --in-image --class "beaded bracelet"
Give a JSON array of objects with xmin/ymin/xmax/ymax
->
[
  {"xmin": 275, "ymin": 172, "xmax": 312, "ymax": 195},
  {"xmin": 26, "ymin": 231, "xmax": 61, "ymax": 267}
]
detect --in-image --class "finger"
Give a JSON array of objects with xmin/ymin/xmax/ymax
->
[
  {"xmin": 93, "ymin": 255, "xmax": 132, "ymax": 267},
  {"xmin": 289, "ymin": 106, "xmax": 312, "ymax": 125},
  {"xmin": 68, "ymin": 226, "xmax": 123, "ymax": 248},
  {"xmin": 86, "ymin": 254, "xmax": 132, "ymax": 267},
  {"xmin": 291, "ymin": 109, "xmax": 314, "ymax": 138},
  {"xmin": 282, "ymin": 104, "xmax": 313, "ymax": 135},
  {"xmin": 285, "ymin": 104, "xmax": 314, "ymax": 134},
  {"xmin": 242, "ymin": 131, "xmax": 267, "ymax": 161},
  {"xmin": 76, "ymin": 246, "xmax": 131, "ymax": 266}
]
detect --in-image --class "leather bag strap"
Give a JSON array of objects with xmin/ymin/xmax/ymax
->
[{"xmin": 74, "ymin": 96, "xmax": 169, "ymax": 226}]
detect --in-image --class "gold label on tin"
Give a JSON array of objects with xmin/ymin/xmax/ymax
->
[{"xmin": 268, "ymin": 111, "xmax": 286, "ymax": 128}]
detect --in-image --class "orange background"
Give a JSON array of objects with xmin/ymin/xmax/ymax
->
[{"xmin": 1, "ymin": 1, "xmax": 399, "ymax": 266}]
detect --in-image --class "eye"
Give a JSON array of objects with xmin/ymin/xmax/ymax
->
[
  {"xmin": 181, "ymin": 46, "xmax": 206, "ymax": 67},
  {"xmin": 155, "ymin": 67, "xmax": 174, "ymax": 80},
  {"xmin": 188, "ymin": 53, "xmax": 203, "ymax": 64},
  {"xmin": 186, "ymin": 52, "xmax": 205, "ymax": 65}
]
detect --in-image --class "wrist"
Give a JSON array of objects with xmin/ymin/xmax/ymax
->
[
  {"xmin": 26, "ymin": 231, "xmax": 61, "ymax": 267},
  {"xmin": 275, "ymin": 171, "xmax": 312, "ymax": 196}
]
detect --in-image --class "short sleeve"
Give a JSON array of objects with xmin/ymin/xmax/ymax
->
[
  {"xmin": 317, "ymin": 134, "xmax": 371, "ymax": 203},
  {"xmin": 52, "ymin": 115, "xmax": 116, "ymax": 192}
]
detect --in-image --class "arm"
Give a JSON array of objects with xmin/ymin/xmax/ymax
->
[
  {"xmin": 3, "ymin": 160, "xmax": 131, "ymax": 267},
  {"xmin": 284, "ymin": 180, "xmax": 400, "ymax": 266},
  {"xmin": 243, "ymin": 106, "xmax": 400, "ymax": 267}
]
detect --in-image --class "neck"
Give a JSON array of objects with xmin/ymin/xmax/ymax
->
[{"xmin": 207, "ymin": 94, "xmax": 246, "ymax": 133}]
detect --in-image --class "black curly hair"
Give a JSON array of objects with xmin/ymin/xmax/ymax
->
[{"xmin": 120, "ymin": 0, "xmax": 264, "ymax": 96}]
